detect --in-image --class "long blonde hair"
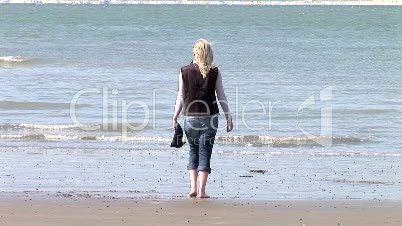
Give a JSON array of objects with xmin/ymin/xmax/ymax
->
[{"xmin": 193, "ymin": 39, "xmax": 214, "ymax": 79}]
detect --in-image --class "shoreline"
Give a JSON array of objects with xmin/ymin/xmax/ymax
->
[
  {"xmin": 1, "ymin": 193, "xmax": 401, "ymax": 226},
  {"xmin": 1, "ymin": 145, "xmax": 401, "ymax": 200},
  {"xmin": 1, "ymin": 0, "xmax": 402, "ymax": 5}
]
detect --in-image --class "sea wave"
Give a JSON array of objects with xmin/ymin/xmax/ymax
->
[
  {"xmin": 0, "ymin": 56, "xmax": 38, "ymax": 67},
  {"xmin": 0, "ymin": 101, "xmax": 90, "ymax": 110},
  {"xmin": 0, "ymin": 137, "xmax": 398, "ymax": 158},
  {"xmin": 0, "ymin": 134, "xmax": 170, "ymax": 142},
  {"xmin": 215, "ymin": 135, "xmax": 366, "ymax": 147},
  {"xmin": 220, "ymin": 150, "xmax": 402, "ymax": 157},
  {"xmin": 0, "ymin": 56, "xmax": 27, "ymax": 63},
  {"xmin": 0, "ymin": 134, "xmax": 79, "ymax": 140},
  {"xmin": 0, "ymin": 123, "xmax": 150, "ymax": 132},
  {"xmin": 0, "ymin": 133, "xmax": 368, "ymax": 147}
]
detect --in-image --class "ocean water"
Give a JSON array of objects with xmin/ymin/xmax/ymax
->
[{"xmin": 0, "ymin": 5, "xmax": 401, "ymax": 200}]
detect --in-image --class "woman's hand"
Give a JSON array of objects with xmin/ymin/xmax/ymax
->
[
  {"xmin": 172, "ymin": 118, "xmax": 177, "ymax": 130},
  {"xmin": 227, "ymin": 117, "xmax": 233, "ymax": 132}
]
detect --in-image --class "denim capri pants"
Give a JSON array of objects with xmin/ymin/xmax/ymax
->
[{"xmin": 183, "ymin": 115, "xmax": 218, "ymax": 174}]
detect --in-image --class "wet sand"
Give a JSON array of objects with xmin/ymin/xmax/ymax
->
[{"xmin": 0, "ymin": 194, "xmax": 401, "ymax": 226}]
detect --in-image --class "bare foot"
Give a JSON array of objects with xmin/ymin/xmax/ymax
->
[
  {"xmin": 198, "ymin": 194, "xmax": 210, "ymax": 199},
  {"xmin": 188, "ymin": 191, "xmax": 197, "ymax": 197}
]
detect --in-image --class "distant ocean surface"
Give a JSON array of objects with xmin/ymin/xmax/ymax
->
[{"xmin": 0, "ymin": 5, "xmax": 401, "ymax": 200}]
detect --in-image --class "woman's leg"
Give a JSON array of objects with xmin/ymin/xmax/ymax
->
[
  {"xmin": 187, "ymin": 145, "xmax": 199, "ymax": 197},
  {"xmin": 197, "ymin": 116, "xmax": 218, "ymax": 198},
  {"xmin": 198, "ymin": 171, "xmax": 209, "ymax": 198},
  {"xmin": 184, "ymin": 118, "xmax": 200, "ymax": 197},
  {"xmin": 188, "ymin": 169, "xmax": 198, "ymax": 197}
]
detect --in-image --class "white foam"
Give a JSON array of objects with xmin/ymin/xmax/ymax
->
[
  {"xmin": 20, "ymin": 123, "xmax": 86, "ymax": 130},
  {"xmin": 0, "ymin": 56, "xmax": 26, "ymax": 63}
]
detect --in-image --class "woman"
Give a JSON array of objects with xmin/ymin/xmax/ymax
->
[{"xmin": 172, "ymin": 39, "xmax": 233, "ymax": 198}]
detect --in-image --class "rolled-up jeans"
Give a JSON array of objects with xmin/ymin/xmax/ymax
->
[{"xmin": 184, "ymin": 115, "xmax": 218, "ymax": 174}]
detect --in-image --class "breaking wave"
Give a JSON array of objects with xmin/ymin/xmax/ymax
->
[
  {"xmin": 215, "ymin": 135, "xmax": 367, "ymax": 147},
  {"xmin": 0, "ymin": 133, "xmax": 368, "ymax": 147},
  {"xmin": 0, "ymin": 123, "xmax": 150, "ymax": 132},
  {"xmin": 0, "ymin": 56, "xmax": 39, "ymax": 67},
  {"xmin": 0, "ymin": 134, "xmax": 170, "ymax": 142}
]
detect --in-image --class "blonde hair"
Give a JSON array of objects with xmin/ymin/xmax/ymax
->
[{"xmin": 193, "ymin": 39, "xmax": 214, "ymax": 79}]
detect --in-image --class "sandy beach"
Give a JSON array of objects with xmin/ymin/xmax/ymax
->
[
  {"xmin": 1, "ymin": 3, "xmax": 402, "ymax": 226},
  {"xmin": 0, "ymin": 193, "xmax": 401, "ymax": 226}
]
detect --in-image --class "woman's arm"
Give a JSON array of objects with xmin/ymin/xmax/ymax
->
[
  {"xmin": 173, "ymin": 71, "xmax": 184, "ymax": 123},
  {"xmin": 216, "ymin": 70, "xmax": 231, "ymax": 120},
  {"xmin": 216, "ymin": 70, "xmax": 233, "ymax": 132}
]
